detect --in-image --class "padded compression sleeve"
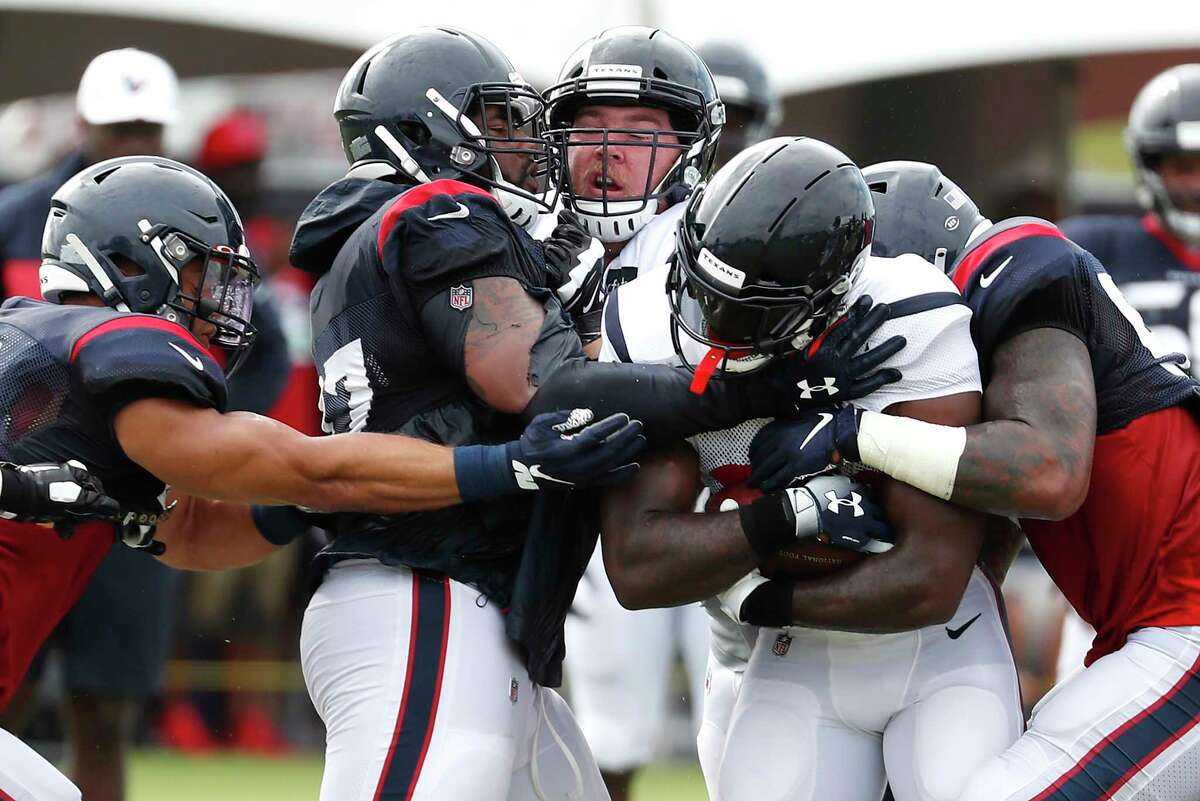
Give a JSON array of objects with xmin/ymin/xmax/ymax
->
[{"xmin": 525, "ymin": 358, "xmax": 780, "ymax": 445}]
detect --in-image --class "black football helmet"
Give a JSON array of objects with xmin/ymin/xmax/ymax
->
[
  {"xmin": 667, "ymin": 137, "xmax": 873, "ymax": 382},
  {"xmin": 335, "ymin": 27, "xmax": 553, "ymax": 229},
  {"xmin": 697, "ymin": 41, "xmax": 781, "ymax": 166},
  {"xmin": 545, "ymin": 26, "xmax": 725, "ymax": 242},
  {"xmin": 40, "ymin": 156, "xmax": 259, "ymax": 372},
  {"xmin": 1127, "ymin": 64, "xmax": 1200, "ymax": 243},
  {"xmin": 862, "ymin": 161, "xmax": 991, "ymax": 273}
]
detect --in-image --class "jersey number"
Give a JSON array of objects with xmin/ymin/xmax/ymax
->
[
  {"xmin": 1098, "ymin": 274, "xmax": 1189, "ymax": 377},
  {"xmin": 318, "ymin": 338, "xmax": 374, "ymax": 434}
]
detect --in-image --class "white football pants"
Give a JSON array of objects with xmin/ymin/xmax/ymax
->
[
  {"xmin": 716, "ymin": 568, "xmax": 1023, "ymax": 801},
  {"xmin": 301, "ymin": 559, "xmax": 608, "ymax": 801},
  {"xmin": 0, "ymin": 728, "xmax": 80, "ymax": 801},
  {"xmin": 960, "ymin": 625, "xmax": 1200, "ymax": 801},
  {"xmin": 563, "ymin": 544, "xmax": 709, "ymax": 771}
]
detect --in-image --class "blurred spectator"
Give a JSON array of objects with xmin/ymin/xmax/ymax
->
[
  {"xmin": 1062, "ymin": 64, "xmax": 1200, "ymax": 375},
  {"xmin": 697, "ymin": 41, "xmax": 781, "ymax": 168},
  {"xmin": 158, "ymin": 108, "xmax": 315, "ymax": 755},
  {"xmin": 0, "ymin": 48, "xmax": 180, "ymax": 801}
]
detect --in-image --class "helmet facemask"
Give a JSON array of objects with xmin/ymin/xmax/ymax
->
[
  {"xmin": 546, "ymin": 74, "xmax": 723, "ymax": 243},
  {"xmin": 138, "ymin": 221, "xmax": 260, "ymax": 374},
  {"xmin": 1134, "ymin": 147, "xmax": 1200, "ymax": 244},
  {"xmin": 422, "ymin": 81, "xmax": 557, "ymax": 229}
]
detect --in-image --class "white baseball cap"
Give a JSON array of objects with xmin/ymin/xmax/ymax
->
[{"xmin": 76, "ymin": 48, "xmax": 179, "ymax": 126}]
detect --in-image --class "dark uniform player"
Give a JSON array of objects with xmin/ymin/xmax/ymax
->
[
  {"xmin": 1062, "ymin": 64, "xmax": 1200, "ymax": 373},
  {"xmin": 288, "ymin": 28, "xmax": 902, "ymax": 801},
  {"xmin": 0, "ymin": 154, "xmax": 644, "ymax": 801},
  {"xmin": 750, "ymin": 160, "xmax": 1200, "ymax": 800}
]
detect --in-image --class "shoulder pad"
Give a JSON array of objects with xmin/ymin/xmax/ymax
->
[
  {"xmin": 852, "ymin": 253, "xmax": 960, "ymax": 306},
  {"xmin": 375, "ymin": 179, "xmax": 516, "ymax": 287},
  {"xmin": 72, "ymin": 316, "xmax": 227, "ymax": 414},
  {"xmin": 600, "ymin": 265, "xmax": 677, "ymax": 365}
]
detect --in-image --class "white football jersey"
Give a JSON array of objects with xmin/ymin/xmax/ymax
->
[{"xmin": 599, "ymin": 251, "xmax": 982, "ymax": 666}]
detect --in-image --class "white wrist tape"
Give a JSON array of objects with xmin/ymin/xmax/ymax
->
[{"xmin": 856, "ymin": 410, "xmax": 966, "ymax": 501}]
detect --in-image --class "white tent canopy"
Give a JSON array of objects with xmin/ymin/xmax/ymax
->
[{"xmin": 5, "ymin": 0, "xmax": 1200, "ymax": 98}]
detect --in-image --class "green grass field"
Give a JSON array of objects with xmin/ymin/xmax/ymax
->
[{"xmin": 127, "ymin": 750, "xmax": 708, "ymax": 801}]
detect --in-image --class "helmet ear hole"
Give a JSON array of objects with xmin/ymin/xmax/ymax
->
[
  {"xmin": 111, "ymin": 255, "xmax": 145, "ymax": 278},
  {"xmin": 395, "ymin": 121, "xmax": 431, "ymax": 149}
]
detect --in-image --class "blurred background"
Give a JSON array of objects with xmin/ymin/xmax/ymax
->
[{"xmin": 2, "ymin": 1, "xmax": 1198, "ymax": 799}]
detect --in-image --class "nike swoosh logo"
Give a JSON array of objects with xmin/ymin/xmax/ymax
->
[
  {"xmin": 168, "ymin": 342, "xmax": 204, "ymax": 371},
  {"xmin": 429, "ymin": 202, "xmax": 470, "ymax": 222},
  {"xmin": 978, "ymin": 255, "xmax": 1013, "ymax": 288},
  {"xmin": 946, "ymin": 612, "xmax": 982, "ymax": 640},
  {"xmin": 529, "ymin": 465, "xmax": 572, "ymax": 486},
  {"xmin": 798, "ymin": 413, "xmax": 834, "ymax": 451}
]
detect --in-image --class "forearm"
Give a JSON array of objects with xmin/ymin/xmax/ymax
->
[
  {"xmin": 119, "ymin": 402, "xmax": 462, "ymax": 513},
  {"xmin": 783, "ymin": 554, "xmax": 958, "ymax": 633},
  {"xmin": 528, "ymin": 360, "xmax": 776, "ymax": 444},
  {"xmin": 154, "ymin": 494, "xmax": 281, "ymax": 571},
  {"xmin": 603, "ymin": 510, "xmax": 757, "ymax": 609},
  {"xmin": 979, "ymin": 516, "xmax": 1025, "ymax": 584}
]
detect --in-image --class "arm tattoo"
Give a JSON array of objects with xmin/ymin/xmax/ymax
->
[
  {"xmin": 461, "ymin": 277, "xmax": 546, "ymax": 411},
  {"xmin": 952, "ymin": 327, "xmax": 1097, "ymax": 519}
]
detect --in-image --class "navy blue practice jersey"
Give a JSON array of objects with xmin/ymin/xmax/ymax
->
[
  {"xmin": 1062, "ymin": 213, "xmax": 1200, "ymax": 377},
  {"xmin": 0, "ymin": 297, "xmax": 226, "ymax": 509},
  {"xmin": 950, "ymin": 217, "xmax": 1199, "ymax": 435},
  {"xmin": 303, "ymin": 177, "xmax": 564, "ymax": 607}
]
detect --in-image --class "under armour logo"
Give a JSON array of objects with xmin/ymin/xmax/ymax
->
[
  {"xmin": 796, "ymin": 377, "xmax": 839, "ymax": 399},
  {"xmin": 824, "ymin": 490, "xmax": 864, "ymax": 517}
]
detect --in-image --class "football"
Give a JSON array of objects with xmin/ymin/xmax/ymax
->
[{"xmin": 706, "ymin": 481, "xmax": 867, "ymax": 580}]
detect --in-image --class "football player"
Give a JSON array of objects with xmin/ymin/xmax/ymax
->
[
  {"xmin": 1061, "ymin": 64, "xmax": 1200, "ymax": 373},
  {"xmin": 0, "ymin": 155, "xmax": 642, "ymax": 801},
  {"xmin": 286, "ymin": 27, "xmax": 904, "ymax": 801},
  {"xmin": 597, "ymin": 137, "xmax": 1022, "ymax": 801},
  {"xmin": 753, "ymin": 160, "xmax": 1200, "ymax": 800},
  {"xmin": 544, "ymin": 27, "xmax": 729, "ymax": 798},
  {"xmin": 696, "ymin": 41, "xmax": 781, "ymax": 168}
]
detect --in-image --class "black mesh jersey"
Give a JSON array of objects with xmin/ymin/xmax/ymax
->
[
  {"xmin": 0, "ymin": 297, "xmax": 227, "ymax": 509},
  {"xmin": 1062, "ymin": 213, "xmax": 1200, "ymax": 378},
  {"xmin": 306, "ymin": 178, "xmax": 553, "ymax": 605},
  {"xmin": 950, "ymin": 217, "xmax": 1200, "ymax": 435}
]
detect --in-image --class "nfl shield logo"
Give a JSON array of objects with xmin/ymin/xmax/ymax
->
[
  {"xmin": 450, "ymin": 284, "xmax": 473, "ymax": 311},
  {"xmin": 772, "ymin": 633, "xmax": 793, "ymax": 657},
  {"xmin": 509, "ymin": 678, "xmax": 520, "ymax": 703}
]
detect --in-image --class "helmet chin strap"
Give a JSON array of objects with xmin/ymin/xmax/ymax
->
[{"xmin": 374, "ymin": 126, "xmax": 431, "ymax": 183}]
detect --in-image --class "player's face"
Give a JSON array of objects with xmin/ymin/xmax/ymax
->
[
  {"xmin": 475, "ymin": 102, "xmax": 543, "ymax": 193},
  {"xmin": 1158, "ymin": 153, "xmax": 1200, "ymax": 213},
  {"xmin": 567, "ymin": 105, "xmax": 681, "ymax": 201},
  {"xmin": 178, "ymin": 262, "xmax": 217, "ymax": 347}
]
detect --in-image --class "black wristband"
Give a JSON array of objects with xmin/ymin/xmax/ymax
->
[
  {"xmin": 250, "ymin": 504, "xmax": 308, "ymax": 546},
  {"xmin": 0, "ymin": 464, "xmax": 27, "ymax": 511},
  {"xmin": 739, "ymin": 493, "xmax": 796, "ymax": 563},
  {"xmin": 740, "ymin": 580, "xmax": 795, "ymax": 627}
]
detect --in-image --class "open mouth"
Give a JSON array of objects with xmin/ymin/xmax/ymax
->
[{"xmin": 582, "ymin": 172, "xmax": 625, "ymax": 198}]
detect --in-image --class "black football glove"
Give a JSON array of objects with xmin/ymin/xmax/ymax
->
[
  {"xmin": 747, "ymin": 406, "xmax": 863, "ymax": 492},
  {"xmin": 741, "ymin": 473, "xmax": 893, "ymax": 560},
  {"xmin": 764, "ymin": 296, "xmax": 905, "ymax": 410},
  {"xmin": 116, "ymin": 498, "xmax": 176, "ymax": 555},
  {"xmin": 507, "ymin": 409, "xmax": 646, "ymax": 490},
  {"xmin": 542, "ymin": 209, "xmax": 597, "ymax": 290},
  {"xmin": 0, "ymin": 460, "xmax": 122, "ymax": 524}
]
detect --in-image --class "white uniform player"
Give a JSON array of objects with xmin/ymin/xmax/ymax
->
[
  {"xmin": 601, "ymin": 248, "xmax": 1024, "ymax": 801},
  {"xmin": 563, "ymin": 201, "xmax": 713, "ymax": 772}
]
